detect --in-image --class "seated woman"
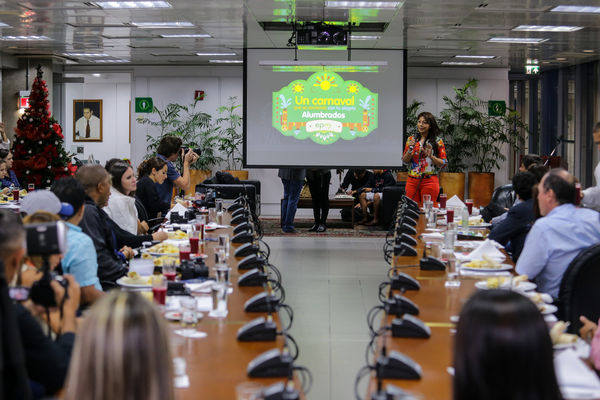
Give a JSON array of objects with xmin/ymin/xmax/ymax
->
[
  {"xmin": 104, "ymin": 159, "xmax": 147, "ymax": 235},
  {"xmin": 0, "ymin": 160, "xmax": 12, "ymax": 195},
  {"xmin": 454, "ymin": 290, "xmax": 562, "ymax": 400},
  {"xmin": 135, "ymin": 157, "xmax": 171, "ymax": 225},
  {"xmin": 64, "ymin": 291, "xmax": 174, "ymax": 400},
  {"xmin": 0, "ymin": 149, "xmax": 20, "ymax": 189}
]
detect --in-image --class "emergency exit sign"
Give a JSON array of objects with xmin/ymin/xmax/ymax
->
[{"xmin": 135, "ymin": 97, "xmax": 153, "ymax": 113}]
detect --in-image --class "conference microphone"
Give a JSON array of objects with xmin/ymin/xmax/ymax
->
[
  {"xmin": 404, "ymin": 208, "xmax": 420, "ymax": 220},
  {"xmin": 230, "ymin": 214, "xmax": 249, "ymax": 226},
  {"xmin": 385, "ymin": 293, "xmax": 419, "ymax": 316},
  {"xmin": 235, "ymin": 242, "xmax": 260, "ymax": 258},
  {"xmin": 237, "ymin": 316, "xmax": 277, "ymax": 341},
  {"xmin": 395, "ymin": 233, "xmax": 417, "ymax": 247},
  {"xmin": 232, "ymin": 208, "xmax": 250, "ymax": 218},
  {"xmin": 238, "ymin": 254, "xmax": 267, "ymax": 270},
  {"xmin": 260, "ymin": 381, "xmax": 300, "ymax": 400},
  {"xmin": 394, "ymin": 242, "xmax": 417, "ymax": 257},
  {"xmin": 370, "ymin": 384, "xmax": 414, "ymax": 400},
  {"xmin": 389, "ymin": 270, "xmax": 420, "ymax": 291},
  {"xmin": 396, "ymin": 223, "xmax": 417, "ymax": 236},
  {"xmin": 402, "ymin": 195, "xmax": 419, "ymax": 209},
  {"xmin": 399, "ymin": 215, "xmax": 417, "ymax": 227},
  {"xmin": 227, "ymin": 202, "xmax": 244, "ymax": 212},
  {"xmin": 233, "ymin": 221, "xmax": 253, "ymax": 234},
  {"xmin": 247, "ymin": 348, "xmax": 293, "ymax": 377},
  {"xmin": 238, "ymin": 268, "xmax": 268, "ymax": 286},
  {"xmin": 232, "ymin": 230, "xmax": 254, "ymax": 244},
  {"xmin": 391, "ymin": 314, "xmax": 431, "ymax": 338},
  {"xmin": 244, "ymin": 291, "xmax": 279, "ymax": 312},
  {"xmin": 376, "ymin": 350, "xmax": 422, "ymax": 380}
]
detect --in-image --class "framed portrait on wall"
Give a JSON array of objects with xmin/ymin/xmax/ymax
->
[{"xmin": 73, "ymin": 99, "xmax": 103, "ymax": 142}]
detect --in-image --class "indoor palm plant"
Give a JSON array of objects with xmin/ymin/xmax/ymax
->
[{"xmin": 216, "ymin": 96, "xmax": 245, "ymax": 179}]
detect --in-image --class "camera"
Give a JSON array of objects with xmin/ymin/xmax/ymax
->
[
  {"xmin": 25, "ymin": 222, "xmax": 69, "ymax": 307},
  {"xmin": 181, "ymin": 147, "xmax": 202, "ymax": 156},
  {"xmin": 178, "ymin": 258, "xmax": 209, "ymax": 280}
]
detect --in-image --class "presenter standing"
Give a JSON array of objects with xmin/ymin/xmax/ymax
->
[
  {"xmin": 278, "ymin": 168, "xmax": 306, "ymax": 234},
  {"xmin": 306, "ymin": 169, "xmax": 331, "ymax": 232},
  {"xmin": 402, "ymin": 112, "xmax": 447, "ymax": 205}
]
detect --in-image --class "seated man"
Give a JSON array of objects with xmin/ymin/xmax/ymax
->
[
  {"xmin": 358, "ymin": 169, "xmax": 395, "ymax": 226},
  {"xmin": 341, "ymin": 169, "xmax": 373, "ymax": 200},
  {"xmin": 0, "ymin": 209, "xmax": 80, "ymax": 397},
  {"xmin": 516, "ymin": 168, "xmax": 600, "ymax": 298},
  {"xmin": 488, "ymin": 171, "xmax": 537, "ymax": 262}
]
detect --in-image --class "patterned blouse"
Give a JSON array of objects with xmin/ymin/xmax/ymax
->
[{"xmin": 403, "ymin": 135, "xmax": 447, "ymax": 178}]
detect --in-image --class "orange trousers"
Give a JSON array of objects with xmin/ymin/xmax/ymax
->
[{"xmin": 405, "ymin": 175, "xmax": 440, "ymax": 206}]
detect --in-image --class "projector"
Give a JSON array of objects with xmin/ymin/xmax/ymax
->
[{"xmin": 296, "ymin": 23, "xmax": 347, "ymax": 47}]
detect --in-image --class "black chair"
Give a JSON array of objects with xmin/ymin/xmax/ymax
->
[
  {"xmin": 557, "ymin": 243, "xmax": 600, "ymax": 333},
  {"xmin": 195, "ymin": 183, "xmax": 258, "ymax": 215},
  {"xmin": 382, "ymin": 183, "xmax": 406, "ymax": 228},
  {"xmin": 491, "ymin": 183, "xmax": 515, "ymax": 210}
]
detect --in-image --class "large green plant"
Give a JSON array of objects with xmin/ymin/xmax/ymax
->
[
  {"xmin": 439, "ymin": 79, "xmax": 526, "ymax": 173},
  {"xmin": 137, "ymin": 98, "xmax": 221, "ymax": 170},
  {"xmin": 216, "ymin": 96, "xmax": 243, "ymax": 170}
]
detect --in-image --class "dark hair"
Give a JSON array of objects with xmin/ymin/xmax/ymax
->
[
  {"xmin": 511, "ymin": 171, "xmax": 537, "ymax": 201},
  {"xmin": 528, "ymin": 164, "xmax": 548, "ymax": 182},
  {"xmin": 51, "ymin": 177, "xmax": 86, "ymax": 215},
  {"xmin": 105, "ymin": 158, "xmax": 133, "ymax": 195},
  {"xmin": 522, "ymin": 154, "xmax": 543, "ymax": 169},
  {"xmin": 454, "ymin": 290, "xmax": 562, "ymax": 400},
  {"xmin": 156, "ymin": 136, "xmax": 182, "ymax": 158},
  {"xmin": 137, "ymin": 157, "xmax": 167, "ymax": 178},
  {"xmin": 0, "ymin": 149, "xmax": 9, "ymax": 160},
  {"xmin": 542, "ymin": 168, "xmax": 576, "ymax": 205},
  {"xmin": 74, "ymin": 165, "xmax": 110, "ymax": 194},
  {"xmin": 594, "ymin": 121, "xmax": 600, "ymax": 132},
  {"xmin": 416, "ymin": 112, "xmax": 441, "ymax": 155},
  {"xmin": 0, "ymin": 209, "xmax": 24, "ymax": 261}
]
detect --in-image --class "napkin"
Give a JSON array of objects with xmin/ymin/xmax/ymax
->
[
  {"xmin": 165, "ymin": 203, "xmax": 188, "ymax": 220},
  {"xmin": 555, "ymin": 348, "xmax": 600, "ymax": 398},
  {"xmin": 446, "ymin": 195, "xmax": 466, "ymax": 210},
  {"xmin": 466, "ymin": 239, "xmax": 505, "ymax": 261},
  {"xmin": 422, "ymin": 232, "xmax": 444, "ymax": 240}
]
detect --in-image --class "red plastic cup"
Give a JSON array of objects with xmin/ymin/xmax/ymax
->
[
  {"xmin": 575, "ymin": 183, "xmax": 581, "ymax": 206},
  {"xmin": 439, "ymin": 194, "xmax": 447, "ymax": 209},
  {"xmin": 465, "ymin": 199, "xmax": 474, "ymax": 215},
  {"xmin": 189, "ymin": 237, "xmax": 199, "ymax": 254},
  {"xmin": 446, "ymin": 208, "xmax": 454, "ymax": 224},
  {"xmin": 12, "ymin": 189, "xmax": 19, "ymax": 201},
  {"xmin": 164, "ymin": 272, "xmax": 176, "ymax": 282}
]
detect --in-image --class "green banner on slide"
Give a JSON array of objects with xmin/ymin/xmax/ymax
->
[{"xmin": 272, "ymin": 72, "xmax": 378, "ymax": 145}]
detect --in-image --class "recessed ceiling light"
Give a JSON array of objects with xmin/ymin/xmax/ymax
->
[
  {"xmin": 196, "ymin": 52, "xmax": 236, "ymax": 56},
  {"xmin": 92, "ymin": 73, "xmax": 101, "ymax": 77},
  {"xmin": 455, "ymin": 55, "xmax": 496, "ymax": 59},
  {"xmin": 556, "ymin": 57, "xmax": 567, "ymax": 61},
  {"xmin": 325, "ymin": 1, "xmax": 400, "ymax": 9},
  {"xmin": 350, "ymin": 35, "xmax": 381, "ymax": 40},
  {"xmin": 513, "ymin": 25, "xmax": 583, "ymax": 32},
  {"xmin": 160, "ymin": 33, "xmax": 211, "ymax": 38},
  {"xmin": 93, "ymin": 59, "xmax": 130, "ymax": 63},
  {"xmin": 65, "ymin": 52, "xmax": 109, "ymax": 57},
  {"xmin": 583, "ymin": 49, "xmax": 595, "ymax": 53},
  {"xmin": 551, "ymin": 5, "xmax": 600, "ymax": 13},
  {"xmin": 132, "ymin": 21, "xmax": 194, "ymax": 28},
  {"xmin": 441, "ymin": 61, "xmax": 484, "ymax": 66},
  {"xmin": 0, "ymin": 35, "xmax": 51, "ymax": 40},
  {"xmin": 94, "ymin": 1, "xmax": 172, "ymax": 8},
  {"xmin": 209, "ymin": 59, "xmax": 243, "ymax": 63},
  {"xmin": 487, "ymin": 37, "xmax": 548, "ymax": 44}
]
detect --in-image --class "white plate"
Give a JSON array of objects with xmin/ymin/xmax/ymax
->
[
  {"xmin": 469, "ymin": 223, "xmax": 492, "ymax": 228},
  {"xmin": 165, "ymin": 311, "xmax": 204, "ymax": 321},
  {"xmin": 142, "ymin": 251, "xmax": 179, "ymax": 257},
  {"xmin": 553, "ymin": 339, "xmax": 581, "ymax": 350},
  {"xmin": 523, "ymin": 291, "xmax": 553, "ymax": 303},
  {"xmin": 460, "ymin": 263, "xmax": 513, "ymax": 272},
  {"xmin": 538, "ymin": 303, "xmax": 558, "ymax": 315},
  {"xmin": 116, "ymin": 276, "xmax": 152, "ymax": 288},
  {"xmin": 475, "ymin": 280, "xmax": 536, "ymax": 291}
]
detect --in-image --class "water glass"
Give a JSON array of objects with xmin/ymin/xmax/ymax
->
[
  {"xmin": 444, "ymin": 228, "xmax": 455, "ymax": 250},
  {"xmin": 430, "ymin": 242, "xmax": 442, "ymax": 259},
  {"xmin": 215, "ymin": 198, "xmax": 224, "ymax": 214},
  {"xmin": 426, "ymin": 208, "xmax": 437, "ymax": 228},
  {"xmin": 444, "ymin": 257, "xmax": 461, "ymax": 288},
  {"xmin": 27, "ymin": 183, "xmax": 35, "ymax": 192},
  {"xmin": 218, "ymin": 234, "xmax": 230, "ymax": 257},
  {"xmin": 422, "ymin": 194, "xmax": 431, "ymax": 204},
  {"xmin": 163, "ymin": 258, "xmax": 177, "ymax": 282},
  {"xmin": 180, "ymin": 297, "xmax": 198, "ymax": 329},
  {"xmin": 214, "ymin": 263, "xmax": 231, "ymax": 285},
  {"xmin": 210, "ymin": 283, "xmax": 228, "ymax": 318},
  {"xmin": 214, "ymin": 245, "xmax": 227, "ymax": 265},
  {"xmin": 208, "ymin": 208, "xmax": 216, "ymax": 223},
  {"xmin": 423, "ymin": 200, "xmax": 433, "ymax": 214}
]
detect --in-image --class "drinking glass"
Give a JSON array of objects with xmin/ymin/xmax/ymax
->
[
  {"xmin": 444, "ymin": 256, "xmax": 461, "ymax": 288},
  {"xmin": 439, "ymin": 193, "xmax": 447, "ymax": 209},
  {"xmin": 422, "ymin": 194, "xmax": 431, "ymax": 204},
  {"xmin": 27, "ymin": 183, "xmax": 35, "ymax": 192},
  {"xmin": 443, "ymin": 228, "xmax": 455, "ymax": 250},
  {"xmin": 215, "ymin": 198, "xmax": 224, "ymax": 214},
  {"xmin": 179, "ymin": 243, "xmax": 191, "ymax": 261},
  {"xmin": 214, "ymin": 263, "xmax": 231, "ymax": 285},
  {"xmin": 210, "ymin": 283, "xmax": 228, "ymax": 318},
  {"xmin": 208, "ymin": 208, "xmax": 216, "ymax": 224},
  {"xmin": 189, "ymin": 230, "xmax": 200, "ymax": 254},
  {"xmin": 152, "ymin": 275, "xmax": 167, "ymax": 306},
  {"xmin": 446, "ymin": 207, "xmax": 455, "ymax": 224},
  {"xmin": 163, "ymin": 258, "xmax": 177, "ymax": 282},
  {"xmin": 174, "ymin": 297, "xmax": 207, "ymax": 339},
  {"xmin": 214, "ymin": 245, "xmax": 227, "ymax": 265},
  {"xmin": 12, "ymin": 188, "xmax": 19, "ymax": 201},
  {"xmin": 423, "ymin": 200, "xmax": 433, "ymax": 214},
  {"xmin": 426, "ymin": 208, "xmax": 437, "ymax": 228},
  {"xmin": 465, "ymin": 199, "xmax": 474, "ymax": 215},
  {"xmin": 217, "ymin": 234, "xmax": 230, "ymax": 257}
]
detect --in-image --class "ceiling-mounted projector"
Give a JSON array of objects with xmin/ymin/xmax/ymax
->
[{"xmin": 296, "ymin": 23, "xmax": 347, "ymax": 47}]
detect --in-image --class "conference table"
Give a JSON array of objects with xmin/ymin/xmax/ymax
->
[
  {"xmin": 133, "ymin": 212, "xmax": 306, "ymax": 399},
  {"xmin": 365, "ymin": 216, "xmax": 499, "ymax": 399}
]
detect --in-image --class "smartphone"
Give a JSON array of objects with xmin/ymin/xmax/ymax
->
[{"xmin": 9, "ymin": 286, "xmax": 30, "ymax": 301}]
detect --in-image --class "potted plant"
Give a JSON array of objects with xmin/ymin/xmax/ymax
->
[
  {"xmin": 216, "ymin": 96, "xmax": 246, "ymax": 179},
  {"xmin": 397, "ymin": 100, "xmax": 424, "ymax": 182},
  {"xmin": 138, "ymin": 97, "xmax": 222, "ymax": 194}
]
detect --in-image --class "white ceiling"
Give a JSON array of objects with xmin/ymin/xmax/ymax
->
[{"xmin": 0, "ymin": 0, "xmax": 598, "ymax": 71}]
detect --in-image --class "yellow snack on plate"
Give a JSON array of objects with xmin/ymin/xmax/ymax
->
[
  {"xmin": 549, "ymin": 321, "xmax": 578, "ymax": 345},
  {"xmin": 167, "ymin": 230, "xmax": 188, "ymax": 240},
  {"xmin": 464, "ymin": 256, "xmax": 501, "ymax": 270},
  {"xmin": 147, "ymin": 243, "xmax": 179, "ymax": 255},
  {"xmin": 469, "ymin": 217, "xmax": 483, "ymax": 226},
  {"xmin": 153, "ymin": 256, "xmax": 180, "ymax": 267}
]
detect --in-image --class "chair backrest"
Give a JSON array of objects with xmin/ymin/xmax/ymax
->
[
  {"xmin": 558, "ymin": 243, "xmax": 600, "ymax": 333},
  {"xmin": 490, "ymin": 183, "xmax": 514, "ymax": 210}
]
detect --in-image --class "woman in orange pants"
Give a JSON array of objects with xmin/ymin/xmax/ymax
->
[{"xmin": 402, "ymin": 112, "xmax": 447, "ymax": 205}]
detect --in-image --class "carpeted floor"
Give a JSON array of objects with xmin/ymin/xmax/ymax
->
[{"xmin": 259, "ymin": 217, "xmax": 389, "ymax": 237}]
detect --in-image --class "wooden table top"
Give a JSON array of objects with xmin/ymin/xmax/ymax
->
[{"xmin": 366, "ymin": 215, "xmax": 505, "ymax": 400}]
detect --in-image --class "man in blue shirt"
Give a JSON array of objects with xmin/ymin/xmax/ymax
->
[
  {"xmin": 155, "ymin": 136, "xmax": 199, "ymax": 204},
  {"xmin": 516, "ymin": 169, "xmax": 600, "ymax": 298},
  {"xmin": 51, "ymin": 177, "xmax": 104, "ymax": 305}
]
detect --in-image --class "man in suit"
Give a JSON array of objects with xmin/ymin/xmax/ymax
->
[
  {"xmin": 488, "ymin": 171, "xmax": 537, "ymax": 262},
  {"xmin": 75, "ymin": 107, "xmax": 101, "ymax": 140}
]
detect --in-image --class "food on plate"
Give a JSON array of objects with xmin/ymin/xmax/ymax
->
[
  {"xmin": 549, "ymin": 321, "xmax": 578, "ymax": 345},
  {"xmin": 120, "ymin": 271, "xmax": 152, "ymax": 285},
  {"xmin": 153, "ymin": 256, "xmax": 179, "ymax": 267},
  {"xmin": 484, "ymin": 274, "xmax": 528, "ymax": 289},
  {"xmin": 146, "ymin": 243, "xmax": 179, "ymax": 255},
  {"xmin": 469, "ymin": 217, "xmax": 484, "ymax": 226},
  {"xmin": 463, "ymin": 255, "xmax": 502, "ymax": 270},
  {"xmin": 167, "ymin": 230, "xmax": 188, "ymax": 240}
]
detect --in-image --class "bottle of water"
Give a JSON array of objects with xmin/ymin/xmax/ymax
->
[{"xmin": 461, "ymin": 206, "xmax": 469, "ymax": 232}]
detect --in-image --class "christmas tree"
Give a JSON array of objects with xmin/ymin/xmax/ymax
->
[{"xmin": 12, "ymin": 65, "xmax": 75, "ymax": 187}]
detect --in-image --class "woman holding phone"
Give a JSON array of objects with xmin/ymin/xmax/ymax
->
[{"xmin": 402, "ymin": 112, "xmax": 447, "ymax": 205}]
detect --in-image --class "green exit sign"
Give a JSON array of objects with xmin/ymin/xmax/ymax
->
[
  {"xmin": 135, "ymin": 97, "xmax": 153, "ymax": 113},
  {"xmin": 488, "ymin": 100, "xmax": 506, "ymax": 117}
]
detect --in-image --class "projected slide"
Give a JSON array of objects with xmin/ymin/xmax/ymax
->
[
  {"xmin": 245, "ymin": 49, "xmax": 405, "ymax": 168},
  {"xmin": 272, "ymin": 72, "xmax": 378, "ymax": 145}
]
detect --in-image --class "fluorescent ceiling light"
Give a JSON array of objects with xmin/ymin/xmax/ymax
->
[
  {"xmin": 441, "ymin": 61, "xmax": 483, "ymax": 65},
  {"xmin": 196, "ymin": 52, "xmax": 236, "ymax": 56},
  {"xmin": 92, "ymin": 59, "xmax": 130, "ymax": 63},
  {"xmin": 0, "ymin": 35, "xmax": 51, "ymax": 40},
  {"xmin": 513, "ymin": 25, "xmax": 583, "ymax": 32},
  {"xmin": 350, "ymin": 35, "xmax": 381, "ymax": 40},
  {"xmin": 551, "ymin": 5, "xmax": 600, "ymax": 13},
  {"xmin": 65, "ymin": 52, "xmax": 109, "ymax": 57},
  {"xmin": 325, "ymin": 1, "xmax": 400, "ymax": 9},
  {"xmin": 209, "ymin": 60, "xmax": 243, "ymax": 63},
  {"xmin": 455, "ymin": 55, "xmax": 496, "ymax": 59},
  {"xmin": 487, "ymin": 37, "xmax": 548, "ymax": 44},
  {"xmin": 583, "ymin": 49, "xmax": 595, "ymax": 53},
  {"xmin": 0, "ymin": 22, "xmax": 9, "ymax": 27},
  {"xmin": 92, "ymin": 73, "xmax": 101, "ymax": 77},
  {"xmin": 160, "ymin": 33, "xmax": 211, "ymax": 38},
  {"xmin": 95, "ymin": 1, "xmax": 171, "ymax": 8},
  {"xmin": 132, "ymin": 21, "xmax": 194, "ymax": 28}
]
